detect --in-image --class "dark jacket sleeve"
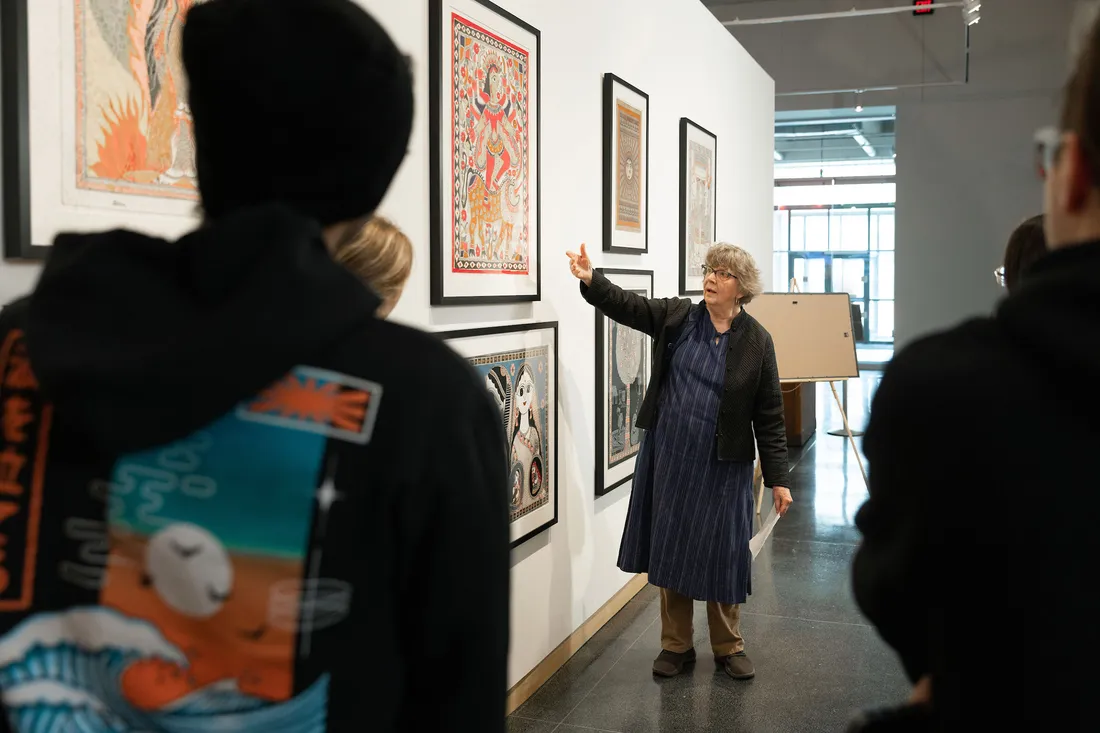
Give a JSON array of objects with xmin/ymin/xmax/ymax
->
[
  {"xmin": 753, "ymin": 332, "xmax": 790, "ymax": 487},
  {"xmin": 408, "ymin": 374, "xmax": 510, "ymax": 729},
  {"xmin": 579, "ymin": 270, "xmax": 688, "ymax": 338}
]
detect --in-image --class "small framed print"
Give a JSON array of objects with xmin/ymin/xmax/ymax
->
[
  {"xmin": 440, "ymin": 321, "xmax": 558, "ymax": 548},
  {"xmin": 429, "ymin": 0, "xmax": 542, "ymax": 305},
  {"xmin": 594, "ymin": 269, "xmax": 652, "ymax": 496},
  {"xmin": 602, "ymin": 74, "xmax": 648, "ymax": 254},
  {"xmin": 679, "ymin": 117, "xmax": 717, "ymax": 295}
]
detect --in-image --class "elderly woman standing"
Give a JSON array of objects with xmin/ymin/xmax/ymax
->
[{"xmin": 567, "ymin": 242, "xmax": 792, "ymax": 680}]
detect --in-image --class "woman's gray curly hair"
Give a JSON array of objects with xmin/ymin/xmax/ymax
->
[{"xmin": 705, "ymin": 243, "xmax": 763, "ymax": 305}]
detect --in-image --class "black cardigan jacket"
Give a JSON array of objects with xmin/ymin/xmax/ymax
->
[{"xmin": 581, "ymin": 271, "xmax": 790, "ymax": 487}]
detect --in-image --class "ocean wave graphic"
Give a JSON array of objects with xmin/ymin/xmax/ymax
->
[{"xmin": 0, "ymin": 608, "xmax": 327, "ymax": 733}]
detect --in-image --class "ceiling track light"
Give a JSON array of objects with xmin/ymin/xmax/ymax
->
[{"xmin": 963, "ymin": 0, "xmax": 981, "ymax": 25}]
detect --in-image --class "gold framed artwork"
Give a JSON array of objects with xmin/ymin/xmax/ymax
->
[{"xmin": 602, "ymin": 74, "xmax": 649, "ymax": 254}]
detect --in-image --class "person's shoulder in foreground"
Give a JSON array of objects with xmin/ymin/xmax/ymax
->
[{"xmin": 850, "ymin": 240, "xmax": 1100, "ymax": 730}]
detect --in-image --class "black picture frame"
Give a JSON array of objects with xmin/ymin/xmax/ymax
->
[
  {"xmin": 594, "ymin": 269, "xmax": 653, "ymax": 497},
  {"xmin": 1, "ymin": 0, "xmax": 38, "ymax": 260},
  {"xmin": 678, "ymin": 117, "xmax": 718, "ymax": 295},
  {"xmin": 602, "ymin": 73, "xmax": 649, "ymax": 254},
  {"xmin": 438, "ymin": 320, "xmax": 558, "ymax": 548},
  {"xmin": 429, "ymin": 0, "xmax": 542, "ymax": 306}
]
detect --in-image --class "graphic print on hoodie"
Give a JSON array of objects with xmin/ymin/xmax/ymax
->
[{"xmin": 0, "ymin": 335, "xmax": 380, "ymax": 731}]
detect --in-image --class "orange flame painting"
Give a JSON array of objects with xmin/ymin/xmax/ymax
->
[{"xmin": 75, "ymin": 0, "xmax": 202, "ymax": 200}]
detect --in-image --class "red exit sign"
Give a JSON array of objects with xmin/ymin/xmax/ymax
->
[{"xmin": 913, "ymin": 0, "xmax": 934, "ymax": 14}]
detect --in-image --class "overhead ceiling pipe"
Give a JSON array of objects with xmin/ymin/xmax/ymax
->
[
  {"xmin": 775, "ymin": 115, "xmax": 896, "ymax": 127},
  {"xmin": 776, "ymin": 145, "xmax": 888, "ymax": 154},
  {"xmin": 774, "ymin": 128, "xmax": 862, "ymax": 138},
  {"xmin": 723, "ymin": 2, "xmax": 964, "ymax": 26},
  {"xmin": 775, "ymin": 22, "xmax": 973, "ymax": 97},
  {"xmin": 721, "ymin": 2, "xmax": 975, "ymax": 97}
]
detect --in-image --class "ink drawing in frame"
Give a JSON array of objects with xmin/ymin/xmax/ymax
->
[{"xmin": 594, "ymin": 269, "xmax": 653, "ymax": 496}]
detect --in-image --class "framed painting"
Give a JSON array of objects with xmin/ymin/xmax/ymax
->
[
  {"xmin": 602, "ymin": 74, "xmax": 648, "ymax": 254},
  {"xmin": 678, "ymin": 117, "xmax": 718, "ymax": 295},
  {"xmin": 2, "ymin": 0, "xmax": 202, "ymax": 260},
  {"xmin": 429, "ymin": 0, "xmax": 541, "ymax": 305},
  {"xmin": 594, "ymin": 269, "xmax": 652, "ymax": 497},
  {"xmin": 440, "ymin": 321, "xmax": 558, "ymax": 547}
]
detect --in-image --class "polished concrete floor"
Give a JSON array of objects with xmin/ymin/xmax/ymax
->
[{"xmin": 509, "ymin": 374, "xmax": 907, "ymax": 732}]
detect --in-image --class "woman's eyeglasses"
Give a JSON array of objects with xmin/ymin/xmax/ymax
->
[
  {"xmin": 993, "ymin": 266, "xmax": 1006, "ymax": 288},
  {"xmin": 1034, "ymin": 126, "xmax": 1063, "ymax": 181},
  {"xmin": 702, "ymin": 265, "xmax": 737, "ymax": 282}
]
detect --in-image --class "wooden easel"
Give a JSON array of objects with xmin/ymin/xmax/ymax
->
[
  {"xmin": 754, "ymin": 379, "xmax": 868, "ymax": 516},
  {"xmin": 753, "ymin": 283, "xmax": 868, "ymax": 517}
]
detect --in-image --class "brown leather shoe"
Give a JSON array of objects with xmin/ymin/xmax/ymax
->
[
  {"xmin": 716, "ymin": 651, "xmax": 755, "ymax": 680},
  {"xmin": 652, "ymin": 648, "xmax": 696, "ymax": 677}
]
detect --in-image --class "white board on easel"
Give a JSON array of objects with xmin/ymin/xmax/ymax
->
[{"xmin": 746, "ymin": 293, "xmax": 859, "ymax": 382}]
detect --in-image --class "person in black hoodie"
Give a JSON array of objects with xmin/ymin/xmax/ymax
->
[
  {"xmin": 0, "ymin": 1, "xmax": 509, "ymax": 731},
  {"xmin": 847, "ymin": 14, "xmax": 1100, "ymax": 733}
]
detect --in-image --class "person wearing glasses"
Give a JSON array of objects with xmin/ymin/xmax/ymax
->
[
  {"xmin": 848, "ymin": 14, "xmax": 1100, "ymax": 732},
  {"xmin": 566, "ymin": 242, "xmax": 792, "ymax": 681},
  {"xmin": 993, "ymin": 214, "xmax": 1047, "ymax": 293}
]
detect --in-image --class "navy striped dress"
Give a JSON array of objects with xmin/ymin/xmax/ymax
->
[{"xmin": 616, "ymin": 309, "xmax": 755, "ymax": 605}]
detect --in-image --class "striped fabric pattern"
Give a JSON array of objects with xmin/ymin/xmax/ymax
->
[{"xmin": 617, "ymin": 310, "xmax": 754, "ymax": 605}]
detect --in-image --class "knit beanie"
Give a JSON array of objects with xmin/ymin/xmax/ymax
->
[{"xmin": 181, "ymin": 0, "xmax": 413, "ymax": 226}]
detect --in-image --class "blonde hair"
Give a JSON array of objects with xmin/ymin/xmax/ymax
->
[
  {"xmin": 334, "ymin": 216, "xmax": 413, "ymax": 304},
  {"xmin": 705, "ymin": 243, "xmax": 762, "ymax": 305}
]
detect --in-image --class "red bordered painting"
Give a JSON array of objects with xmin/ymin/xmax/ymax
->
[{"xmin": 429, "ymin": 0, "xmax": 541, "ymax": 305}]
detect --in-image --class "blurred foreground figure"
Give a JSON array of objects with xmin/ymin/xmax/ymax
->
[
  {"xmin": 849, "ymin": 12, "xmax": 1100, "ymax": 733},
  {"xmin": 0, "ymin": 1, "xmax": 509, "ymax": 731},
  {"xmin": 995, "ymin": 214, "xmax": 1047, "ymax": 292}
]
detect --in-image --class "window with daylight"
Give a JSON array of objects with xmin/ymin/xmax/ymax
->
[{"xmin": 773, "ymin": 205, "xmax": 895, "ymax": 345}]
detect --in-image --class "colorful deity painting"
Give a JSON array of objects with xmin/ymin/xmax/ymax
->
[
  {"xmin": 450, "ymin": 14, "xmax": 531, "ymax": 275},
  {"xmin": 74, "ymin": 0, "xmax": 203, "ymax": 201},
  {"xmin": 472, "ymin": 347, "xmax": 550, "ymax": 522}
]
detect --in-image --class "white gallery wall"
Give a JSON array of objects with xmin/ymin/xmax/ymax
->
[
  {"xmin": 0, "ymin": 1, "xmax": 775, "ymax": 688},
  {"xmin": 369, "ymin": 0, "xmax": 774, "ymax": 687}
]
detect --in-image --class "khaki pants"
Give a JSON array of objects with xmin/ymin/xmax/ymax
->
[{"xmin": 659, "ymin": 586, "xmax": 744, "ymax": 658}]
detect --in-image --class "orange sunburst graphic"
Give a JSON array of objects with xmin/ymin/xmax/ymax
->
[{"xmin": 249, "ymin": 375, "xmax": 369, "ymax": 433}]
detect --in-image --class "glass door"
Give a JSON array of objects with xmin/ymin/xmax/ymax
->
[{"xmin": 789, "ymin": 253, "xmax": 869, "ymax": 340}]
